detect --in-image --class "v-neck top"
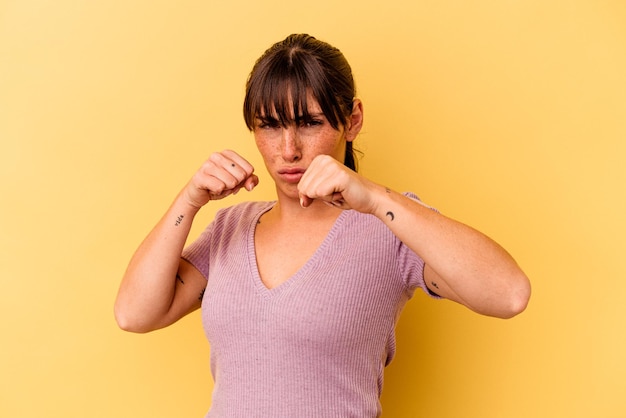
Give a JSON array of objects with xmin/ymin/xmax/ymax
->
[{"xmin": 182, "ymin": 196, "xmax": 435, "ymax": 418}]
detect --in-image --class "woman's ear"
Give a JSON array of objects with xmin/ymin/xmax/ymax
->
[{"xmin": 345, "ymin": 99, "xmax": 364, "ymax": 142}]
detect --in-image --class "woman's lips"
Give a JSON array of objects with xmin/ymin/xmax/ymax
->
[{"xmin": 278, "ymin": 168, "xmax": 305, "ymax": 183}]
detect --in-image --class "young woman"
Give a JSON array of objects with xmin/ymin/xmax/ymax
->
[{"xmin": 115, "ymin": 33, "xmax": 531, "ymax": 417}]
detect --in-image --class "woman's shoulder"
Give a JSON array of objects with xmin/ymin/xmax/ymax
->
[{"xmin": 214, "ymin": 200, "xmax": 275, "ymax": 224}]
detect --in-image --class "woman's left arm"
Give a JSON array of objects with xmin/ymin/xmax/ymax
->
[
  {"xmin": 371, "ymin": 185, "xmax": 531, "ymax": 318},
  {"xmin": 298, "ymin": 155, "xmax": 531, "ymax": 319}
]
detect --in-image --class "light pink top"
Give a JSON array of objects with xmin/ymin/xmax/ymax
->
[{"xmin": 183, "ymin": 196, "xmax": 436, "ymax": 417}]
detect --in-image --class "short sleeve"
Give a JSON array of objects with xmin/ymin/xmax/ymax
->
[
  {"xmin": 181, "ymin": 222, "xmax": 215, "ymax": 280},
  {"xmin": 398, "ymin": 192, "xmax": 443, "ymax": 299}
]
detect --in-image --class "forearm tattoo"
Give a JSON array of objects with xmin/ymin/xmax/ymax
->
[
  {"xmin": 384, "ymin": 188, "xmax": 395, "ymax": 221},
  {"xmin": 175, "ymin": 214, "xmax": 184, "ymax": 226}
]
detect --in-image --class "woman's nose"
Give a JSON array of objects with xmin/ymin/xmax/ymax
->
[{"xmin": 281, "ymin": 126, "xmax": 301, "ymax": 162}]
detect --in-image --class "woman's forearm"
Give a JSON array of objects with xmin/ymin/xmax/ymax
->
[{"xmin": 371, "ymin": 186, "xmax": 531, "ymax": 318}]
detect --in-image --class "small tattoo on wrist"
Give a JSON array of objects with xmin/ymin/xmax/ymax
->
[
  {"xmin": 175, "ymin": 214, "xmax": 184, "ymax": 226},
  {"xmin": 385, "ymin": 211, "xmax": 395, "ymax": 221},
  {"xmin": 176, "ymin": 273, "xmax": 185, "ymax": 285},
  {"xmin": 431, "ymin": 281, "xmax": 439, "ymax": 289}
]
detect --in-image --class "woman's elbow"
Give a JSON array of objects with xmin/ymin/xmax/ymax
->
[
  {"xmin": 114, "ymin": 303, "xmax": 153, "ymax": 334},
  {"xmin": 498, "ymin": 272, "xmax": 532, "ymax": 319}
]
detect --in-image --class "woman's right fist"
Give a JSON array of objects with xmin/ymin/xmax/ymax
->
[{"xmin": 183, "ymin": 150, "xmax": 259, "ymax": 208}]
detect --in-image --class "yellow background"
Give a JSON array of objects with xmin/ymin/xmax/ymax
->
[{"xmin": 1, "ymin": 0, "xmax": 624, "ymax": 417}]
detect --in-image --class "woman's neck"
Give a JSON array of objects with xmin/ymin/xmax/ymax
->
[{"xmin": 267, "ymin": 196, "xmax": 342, "ymax": 225}]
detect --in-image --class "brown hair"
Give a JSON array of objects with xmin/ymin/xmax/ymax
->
[{"xmin": 243, "ymin": 34, "xmax": 359, "ymax": 171}]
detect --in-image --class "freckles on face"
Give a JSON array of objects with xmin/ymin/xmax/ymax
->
[
  {"xmin": 252, "ymin": 98, "xmax": 347, "ymax": 167},
  {"xmin": 254, "ymin": 120, "xmax": 346, "ymax": 168}
]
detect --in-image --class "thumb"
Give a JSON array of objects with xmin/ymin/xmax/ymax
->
[
  {"xmin": 299, "ymin": 193, "xmax": 314, "ymax": 208},
  {"xmin": 245, "ymin": 174, "xmax": 259, "ymax": 191}
]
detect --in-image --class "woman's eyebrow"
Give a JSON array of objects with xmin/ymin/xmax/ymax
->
[
  {"xmin": 296, "ymin": 112, "xmax": 325, "ymax": 119},
  {"xmin": 255, "ymin": 115, "xmax": 279, "ymax": 122},
  {"xmin": 255, "ymin": 111, "xmax": 325, "ymax": 125}
]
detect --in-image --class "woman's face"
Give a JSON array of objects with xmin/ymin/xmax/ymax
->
[{"xmin": 253, "ymin": 94, "xmax": 360, "ymax": 200}]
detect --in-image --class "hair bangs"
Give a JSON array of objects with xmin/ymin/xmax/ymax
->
[{"xmin": 244, "ymin": 49, "xmax": 344, "ymax": 130}]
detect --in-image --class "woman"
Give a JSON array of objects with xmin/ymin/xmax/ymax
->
[{"xmin": 115, "ymin": 33, "xmax": 531, "ymax": 417}]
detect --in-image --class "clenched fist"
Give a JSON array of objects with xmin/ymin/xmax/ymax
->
[{"xmin": 183, "ymin": 150, "xmax": 259, "ymax": 209}]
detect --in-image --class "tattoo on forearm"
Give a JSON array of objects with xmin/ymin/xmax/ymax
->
[
  {"xmin": 175, "ymin": 214, "xmax": 184, "ymax": 226},
  {"xmin": 199, "ymin": 288, "xmax": 205, "ymax": 301},
  {"xmin": 176, "ymin": 273, "xmax": 184, "ymax": 285},
  {"xmin": 384, "ymin": 188, "xmax": 394, "ymax": 221},
  {"xmin": 431, "ymin": 281, "xmax": 439, "ymax": 289}
]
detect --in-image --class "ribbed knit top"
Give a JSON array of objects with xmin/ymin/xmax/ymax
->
[{"xmin": 182, "ymin": 196, "xmax": 435, "ymax": 417}]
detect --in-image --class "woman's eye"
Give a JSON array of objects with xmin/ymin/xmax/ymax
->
[
  {"xmin": 258, "ymin": 120, "xmax": 279, "ymax": 129},
  {"xmin": 300, "ymin": 119, "xmax": 322, "ymax": 128}
]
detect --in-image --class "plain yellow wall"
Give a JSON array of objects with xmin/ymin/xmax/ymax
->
[{"xmin": 1, "ymin": 1, "xmax": 624, "ymax": 417}]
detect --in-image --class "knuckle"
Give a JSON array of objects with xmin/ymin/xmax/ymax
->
[
  {"xmin": 201, "ymin": 159, "xmax": 216, "ymax": 173},
  {"xmin": 208, "ymin": 153, "xmax": 222, "ymax": 164}
]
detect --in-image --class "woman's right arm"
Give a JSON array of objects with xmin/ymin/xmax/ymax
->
[{"xmin": 114, "ymin": 150, "xmax": 258, "ymax": 333}]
